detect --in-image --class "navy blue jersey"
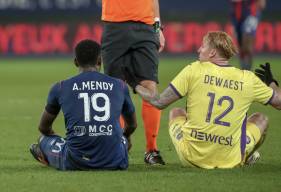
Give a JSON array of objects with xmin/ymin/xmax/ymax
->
[
  {"xmin": 230, "ymin": 0, "xmax": 261, "ymax": 46},
  {"xmin": 47, "ymin": 71, "xmax": 135, "ymax": 169},
  {"xmin": 231, "ymin": 0, "xmax": 260, "ymax": 21}
]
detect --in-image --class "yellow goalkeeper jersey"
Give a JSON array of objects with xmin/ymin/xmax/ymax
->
[{"xmin": 170, "ymin": 61, "xmax": 274, "ymax": 168}]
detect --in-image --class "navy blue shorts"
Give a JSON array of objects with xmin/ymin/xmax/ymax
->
[
  {"xmin": 39, "ymin": 135, "xmax": 129, "ymax": 171},
  {"xmin": 39, "ymin": 135, "xmax": 74, "ymax": 170},
  {"xmin": 232, "ymin": 14, "xmax": 261, "ymax": 46}
]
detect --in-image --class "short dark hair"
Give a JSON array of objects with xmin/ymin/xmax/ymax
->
[{"xmin": 75, "ymin": 39, "xmax": 101, "ymax": 67}]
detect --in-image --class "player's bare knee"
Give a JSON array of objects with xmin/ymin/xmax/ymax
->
[
  {"xmin": 169, "ymin": 108, "xmax": 186, "ymax": 121},
  {"xmin": 248, "ymin": 112, "xmax": 269, "ymax": 134}
]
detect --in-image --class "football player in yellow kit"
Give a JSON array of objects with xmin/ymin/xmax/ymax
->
[{"xmin": 123, "ymin": 31, "xmax": 281, "ymax": 169}]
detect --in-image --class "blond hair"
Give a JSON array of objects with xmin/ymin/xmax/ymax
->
[{"xmin": 203, "ymin": 31, "xmax": 238, "ymax": 60}]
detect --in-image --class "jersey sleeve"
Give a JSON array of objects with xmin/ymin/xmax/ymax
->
[
  {"xmin": 46, "ymin": 82, "xmax": 61, "ymax": 115},
  {"xmin": 170, "ymin": 64, "xmax": 192, "ymax": 97},
  {"xmin": 251, "ymin": 73, "xmax": 274, "ymax": 105},
  {"xmin": 121, "ymin": 83, "xmax": 135, "ymax": 116}
]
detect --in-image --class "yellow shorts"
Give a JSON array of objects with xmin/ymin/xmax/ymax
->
[
  {"xmin": 245, "ymin": 122, "xmax": 262, "ymax": 160},
  {"xmin": 168, "ymin": 116, "xmax": 196, "ymax": 167},
  {"xmin": 169, "ymin": 116, "xmax": 262, "ymax": 167}
]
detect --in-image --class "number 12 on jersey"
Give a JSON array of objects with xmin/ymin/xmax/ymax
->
[
  {"xmin": 78, "ymin": 93, "xmax": 111, "ymax": 122},
  {"xmin": 205, "ymin": 92, "xmax": 234, "ymax": 127}
]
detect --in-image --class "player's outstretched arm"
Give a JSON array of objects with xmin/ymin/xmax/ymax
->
[
  {"xmin": 122, "ymin": 66, "xmax": 180, "ymax": 109},
  {"xmin": 135, "ymin": 85, "xmax": 180, "ymax": 110},
  {"xmin": 38, "ymin": 110, "xmax": 57, "ymax": 135},
  {"xmin": 269, "ymin": 83, "xmax": 281, "ymax": 110},
  {"xmin": 255, "ymin": 62, "xmax": 281, "ymax": 110}
]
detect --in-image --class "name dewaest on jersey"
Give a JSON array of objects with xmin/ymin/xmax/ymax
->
[
  {"xmin": 72, "ymin": 81, "xmax": 114, "ymax": 91},
  {"xmin": 204, "ymin": 75, "xmax": 244, "ymax": 91}
]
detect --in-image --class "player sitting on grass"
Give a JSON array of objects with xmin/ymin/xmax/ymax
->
[
  {"xmin": 123, "ymin": 31, "xmax": 281, "ymax": 169},
  {"xmin": 30, "ymin": 39, "xmax": 137, "ymax": 170}
]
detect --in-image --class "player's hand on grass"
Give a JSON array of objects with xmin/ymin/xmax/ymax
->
[
  {"xmin": 121, "ymin": 66, "xmax": 139, "ymax": 93},
  {"xmin": 255, "ymin": 62, "xmax": 279, "ymax": 86}
]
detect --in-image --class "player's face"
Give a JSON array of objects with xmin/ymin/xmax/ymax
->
[{"xmin": 198, "ymin": 40, "xmax": 212, "ymax": 62}]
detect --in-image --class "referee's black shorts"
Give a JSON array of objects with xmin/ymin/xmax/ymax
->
[{"xmin": 101, "ymin": 21, "xmax": 160, "ymax": 83}]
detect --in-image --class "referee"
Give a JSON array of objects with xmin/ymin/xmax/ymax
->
[{"xmin": 101, "ymin": 0, "xmax": 165, "ymax": 165}]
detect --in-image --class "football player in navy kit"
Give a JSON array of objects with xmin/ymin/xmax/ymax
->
[
  {"xmin": 230, "ymin": 0, "xmax": 266, "ymax": 70},
  {"xmin": 30, "ymin": 39, "xmax": 137, "ymax": 170}
]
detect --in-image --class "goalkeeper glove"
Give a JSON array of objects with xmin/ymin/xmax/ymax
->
[{"xmin": 254, "ymin": 62, "xmax": 279, "ymax": 86}]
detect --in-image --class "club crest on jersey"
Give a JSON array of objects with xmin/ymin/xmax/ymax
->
[{"xmin": 74, "ymin": 126, "xmax": 86, "ymax": 136}]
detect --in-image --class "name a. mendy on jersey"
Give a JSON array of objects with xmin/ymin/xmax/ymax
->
[{"xmin": 72, "ymin": 81, "xmax": 114, "ymax": 91}]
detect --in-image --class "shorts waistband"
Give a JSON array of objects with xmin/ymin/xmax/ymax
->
[{"xmin": 103, "ymin": 21, "xmax": 153, "ymax": 30}]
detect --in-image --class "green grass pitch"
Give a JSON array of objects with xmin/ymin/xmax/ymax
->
[{"xmin": 0, "ymin": 56, "xmax": 280, "ymax": 192}]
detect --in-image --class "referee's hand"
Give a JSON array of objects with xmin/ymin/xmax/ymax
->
[{"xmin": 159, "ymin": 30, "xmax": 165, "ymax": 52}]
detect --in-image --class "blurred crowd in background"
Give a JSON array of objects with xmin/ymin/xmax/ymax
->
[{"xmin": 0, "ymin": 0, "xmax": 281, "ymax": 56}]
